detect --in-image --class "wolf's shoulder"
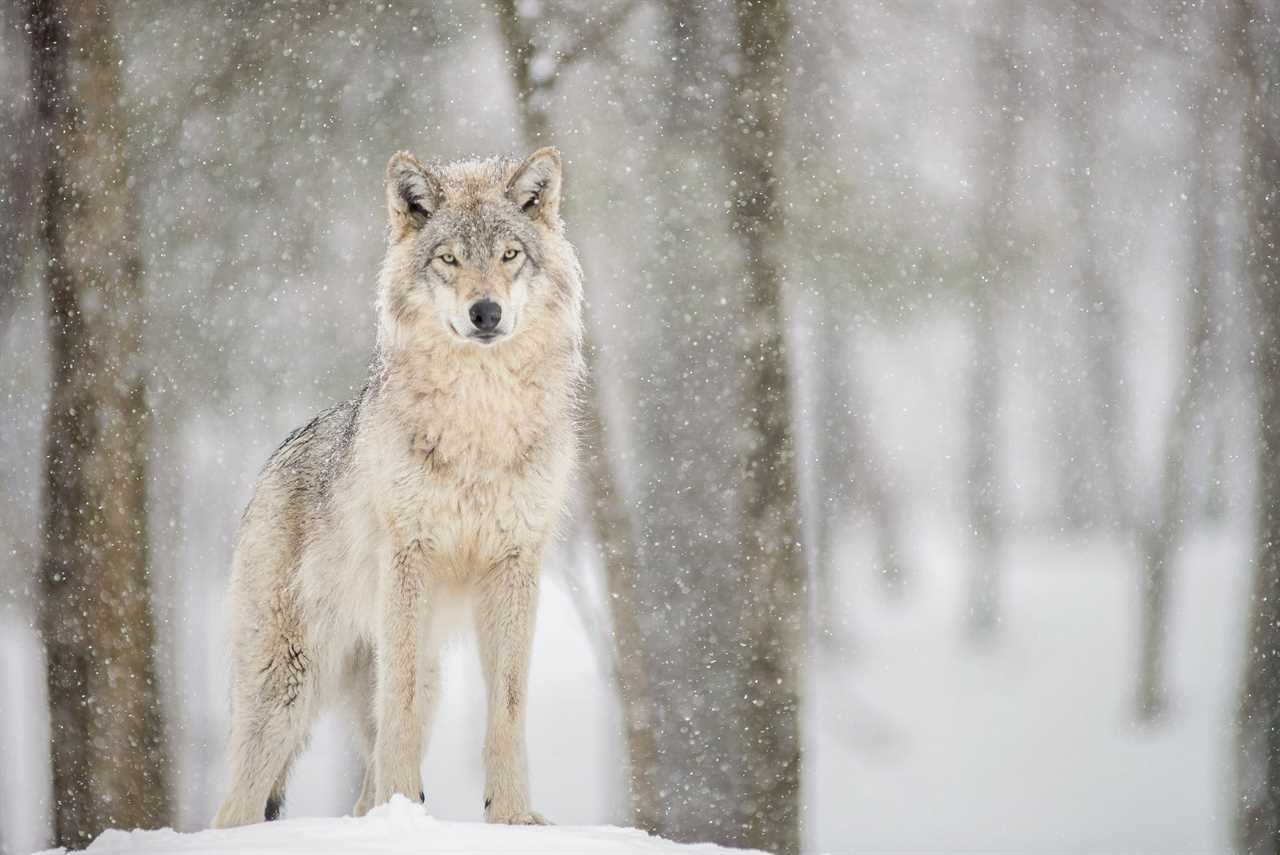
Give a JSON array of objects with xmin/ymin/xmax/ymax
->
[{"xmin": 264, "ymin": 384, "xmax": 371, "ymax": 476}]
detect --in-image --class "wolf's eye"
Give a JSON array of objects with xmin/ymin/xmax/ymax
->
[
  {"xmin": 438, "ymin": 252, "xmax": 457, "ymax": 266},
  {"xmin": 502, "ymin": 248, "xmax": 521, "ymax": 262}
]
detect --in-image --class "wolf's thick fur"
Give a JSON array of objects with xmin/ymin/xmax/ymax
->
[{"xmin": 212, "ymin": 148, "xmax": 582, "ymax": 828}]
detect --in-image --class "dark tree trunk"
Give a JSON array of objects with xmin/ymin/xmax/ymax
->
[
  {"xmin": 1235, "ymin": 0, "xmax": 1280, "ymax": 850},
  {"xmin": 724, "ymin": 1, "xmax": 805, "ymax": 852},
  {"xmin": 30, "ymin": 0, "xmax": 172, "ymax": 845}
]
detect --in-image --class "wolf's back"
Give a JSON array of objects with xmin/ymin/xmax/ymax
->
[{"xmin": 262, "ymin": 392, "xmax": 365, "ymax": 496}]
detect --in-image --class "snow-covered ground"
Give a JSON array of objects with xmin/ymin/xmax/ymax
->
[
  {"xmin": 809, "ymin": 517, "xmax": 1252, "ymax": 854},
  {"xmin": 35, "ymin": 796, "xmax": 764, "ymax": 855},
  {"xmin": 1, "ymin": 518, "xmax": 1253, "ymax": 855}
]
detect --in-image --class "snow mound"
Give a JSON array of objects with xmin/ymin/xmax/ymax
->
[{"xmin": 39, "ymin": 796, "xmax": 767, "ymax": 855}]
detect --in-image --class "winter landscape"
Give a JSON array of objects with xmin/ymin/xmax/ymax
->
[{"xmin": 2, "ymin": 1, "xmax": 1280, "ymax": 854}]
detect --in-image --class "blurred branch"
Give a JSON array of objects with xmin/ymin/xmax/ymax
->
[
  {"xmin": 554, "ymin": 546, "xmax": 617, "ymax": 679},
  {"xmin": 1085, "ymin": 0, "xmax": 1174, "ymax": 55},
  {"xmin": 874, "ymin": 0, "xmax": 1174, "ymax": 56},
  {"xmin": 555, "ymin": 0, "xmax": 643, "ymax": 70},
  {"xmin": 499, "ymin": 0, "xmax": 643, "ymax": 94},
  {"xmin": 147, "ymin": 5, "xmax": 334, "ymax": 159},
  {"xmin": 820, "ymin": 672, "xmax": 908, "ymax": 757},
  {"xmin": 0, "ymin": 19, "xmax": 36, "ymax": 335}
]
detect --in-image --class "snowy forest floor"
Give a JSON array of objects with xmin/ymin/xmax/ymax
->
[
  {"xmin": 2, "ymin": 517, "xmax": 1252, "ymax": 854},
  {"xmin": 34, "ymin": 796, "xmax": 764, "ymax": 855},
  {"xmin": 808, "ymin": 516, "xmax": 1251, "ymax": 854}
]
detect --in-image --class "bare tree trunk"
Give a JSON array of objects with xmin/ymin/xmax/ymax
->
[
  {"xmin": 30, "ymin": 0, "xmax": 171, "ymax": 845},
  {"xmin": 1235, "ymin": 1, "xmax": 1280, "ymax": 850},
  {"xmin": 966, "ymin": 288, "xmax": 1001, "ymax": 637},
  {"xmin": 626, "ymin": 4, "xmax": 745, "ymax": 842},
  {"xmin": 1057, "ymin": 4, "xmax": 1128, "ymax": 530},
  {"xmin": 1134, "ymin": 68, "xmax": 1218, "ymax": 722},
  {"xmin": 724, "ymin": 1, "xmax": 805, "ymax": 852},
  {"xmin": 491, "ymin": 0, "xmax": 661, "ymax": 831},
  {"xmin": 965, "ymin": 0, "xmax": 1022, "ymax": 639},
  {"xmin": 580, "ymin": 399, "xmax": 663, "ymax": 832},
  {"xmin": 810, "ymin": 350, "xmax": 859, "ymax": 648},
  {"xmin": 493, "ymin": 0, "xmax": 551, "ymax": 144},
  {"xmin": 814, "ymin": 336, "xmax": 906, "ymax": 619}
]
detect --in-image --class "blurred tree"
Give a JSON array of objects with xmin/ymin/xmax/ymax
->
[
  {"xmin": 628, "ymin": 1, "xmax": 746, "ymax": 846},
  {"xmin": 964, "ymin": 0, "xmax": 1023, "ymax": 638},
  {"xmin": 784, "ymin": 4, "xmax": 912, "ymax": 617},
  {"xmin": 811, "ymin": 338, "xmax": 907, "ymax": 630},
  {"xmin": 0, "ymin": 13, "xmax": 35, "ymax": 334},
  {"xmin": 28, "ymin": 0, "xmax": 172, "ymax": 845},
  {"xmin": 724, "ymin": 0, "xmax": 805, "ymax": 851},
  {"xmin": 1053, "ymin": 2, "xmax": 1129, "ymax": 531},
  {"xmin": 1134, "ymin": 10, "xmax": 1223, "ymax": 722},
  {"xmin": 491, "ymin": 0, "xmax": 662, "ymax": 832},
  {"xmin": 1234, "ymin": 0, "xmax": 1280, "ymax": 850},
  {"xmin": 499, "ymin": 1, "xmax": 808, "ymax": 848}
]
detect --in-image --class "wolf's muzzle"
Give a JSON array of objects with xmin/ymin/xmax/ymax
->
[{"xmin": 469, "ymin": 299, "xmax": 502, "ymax": 333}]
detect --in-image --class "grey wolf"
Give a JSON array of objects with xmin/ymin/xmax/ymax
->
[{"xmin": 212, "ymin": 147, "xmax": 582, "ymax": 828}]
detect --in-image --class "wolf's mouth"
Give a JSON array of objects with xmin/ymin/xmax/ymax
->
[
  {"xmin": 448, "ymin": 312, "xmax": 518, "ymax": 346},
  {"xmin": 448, "ymin": 320, "xmax": 509, "ymax": 345}
]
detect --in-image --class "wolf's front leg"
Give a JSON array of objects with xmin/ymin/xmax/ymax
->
[
  {"xmin": 374, "ymin": 539, "xmax": 430, "ymax": 806},
  {"xmin": 475, "ymin": 553, "xmax": 547, "ymax": 825}
]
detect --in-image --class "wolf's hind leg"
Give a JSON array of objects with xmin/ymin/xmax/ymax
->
[{"xmin": 213, "ymin": 630, "xmax": 318, "ymax": 828}]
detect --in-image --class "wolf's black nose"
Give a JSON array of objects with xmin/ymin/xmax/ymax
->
[{"xmin": 469, "ymin": 299, "xmax": 502, "ymax": 332}]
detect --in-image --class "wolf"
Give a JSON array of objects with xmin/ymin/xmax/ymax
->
[{"xmin": 212, "ymin": 147, "xmax": 582, "ymax": 828}]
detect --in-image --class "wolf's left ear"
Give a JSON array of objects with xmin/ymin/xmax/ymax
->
[
  {"xmin": 506, "ymin": 147, "xmax": 562, "ymax": 226},
  {"xmin": 386, "ymin": 151, "xmax": 441, "ymax": 238}
]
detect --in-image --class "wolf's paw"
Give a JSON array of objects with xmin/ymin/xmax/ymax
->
[{"xmin": 485, "ymin": 807, "xmax": 550, "ymax": 825}]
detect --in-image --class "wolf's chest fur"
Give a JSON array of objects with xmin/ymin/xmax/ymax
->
[{"xmin": 361, "ymin": 345, "xmax": 576, "ymax": 579}]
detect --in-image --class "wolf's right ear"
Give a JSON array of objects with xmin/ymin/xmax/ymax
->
[{"xmin": 386, "ymin": 151, "xmax": 441, "ymax": 239}]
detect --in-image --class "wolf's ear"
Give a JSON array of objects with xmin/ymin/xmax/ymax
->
[
  {"xmin": 506, "ymin": 147, "xmax": 562, "ymax": 226},
  {"xmin": 386, "ymin": 151, "xmax": 441, "ymax": 237}
]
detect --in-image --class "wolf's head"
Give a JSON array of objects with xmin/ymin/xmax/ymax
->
[{"xmin": 377, "ymin": 148, "xmax": 580, "ymax": 356}]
